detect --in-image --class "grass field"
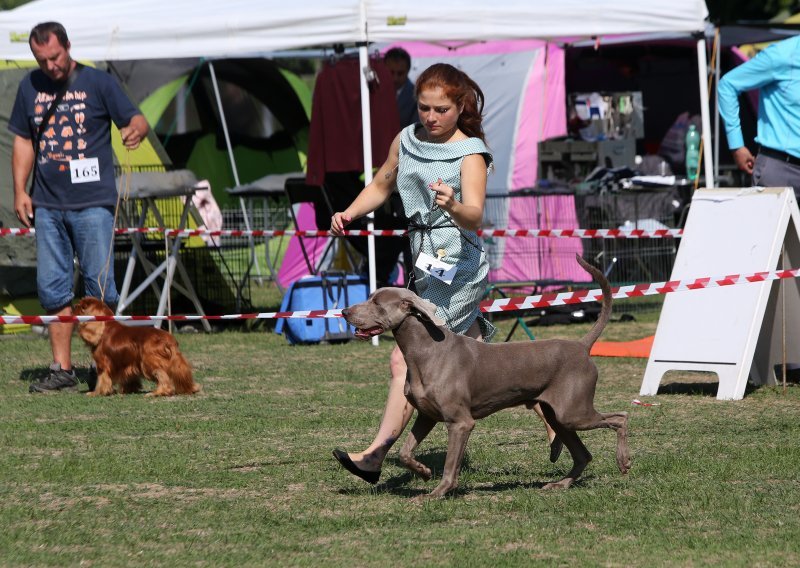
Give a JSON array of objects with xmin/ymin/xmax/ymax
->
[{"xmin": 1, "ymin": 299, "xmax": 799, "ymax": 567}]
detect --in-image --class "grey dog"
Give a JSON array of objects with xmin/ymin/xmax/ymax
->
[{"xmin": 341, "ymin": 254, "xmax": 631, "ymax": 498}]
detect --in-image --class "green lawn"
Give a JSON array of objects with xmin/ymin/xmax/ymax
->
[{"xmin": 1, "ymin": 309, "xmax": 799, "ymax": 567}]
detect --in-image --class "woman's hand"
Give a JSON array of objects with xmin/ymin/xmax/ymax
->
[
  {"xmin": 429, "ymin": 178, "xmax": 456, "ymax": 211},
  {"xmin": 330, "ymin": 211, "xmax": 352, "ymax": 236}
]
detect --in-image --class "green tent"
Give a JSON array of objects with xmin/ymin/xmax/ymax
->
[{"xmin": 0, "ymin": 57, "xmax": 310, "ymax": 325}]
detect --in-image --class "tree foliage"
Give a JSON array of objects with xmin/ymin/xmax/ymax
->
[
  {"xmin": 0, "ymin": 0, "xmax": 32, "ymax": 9},
  {"xmin": 706, "ymin": 0, "xmax": 800, "ymax": 24}
]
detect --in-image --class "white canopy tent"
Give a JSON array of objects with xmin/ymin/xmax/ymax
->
[
  {"xmin": 0, "ymin": 1, "xmax": 708, "ymax": 60},
  {"xmin": 0, "ymin": 0, "xmax": 712, "ymax": 321}
]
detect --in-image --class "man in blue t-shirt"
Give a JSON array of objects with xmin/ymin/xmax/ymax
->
[
  {"xmin": 718, "ymin": 35, "xmax": 800, "ymax": 197},
  {"xmin": 9, "ymin": 21, "xmax": 149, "ymax": 393}
]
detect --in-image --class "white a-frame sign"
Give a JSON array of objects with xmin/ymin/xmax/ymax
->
[{"xmin": 641, "ymin": 187, "xmax": 800, "ymax": 400}]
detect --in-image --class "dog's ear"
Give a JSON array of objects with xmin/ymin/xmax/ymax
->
[
  {"xmin": 73, "ymin": 298, "xmax": 109, "ymax": 346},
  {"xmin": 402, "ymin": 296, "xmax": 446, "ymax": 327}
]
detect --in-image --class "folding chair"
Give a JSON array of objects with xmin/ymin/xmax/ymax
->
[
  {"xmin": 116, "ymin": 170, "xmax": 211, "ymax": 331},
  {"xmin": 283, "ymin": 177, "xmax": 358, "ymax": 274}
]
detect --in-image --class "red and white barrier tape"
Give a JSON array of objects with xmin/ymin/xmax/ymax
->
[
  {"xmin": 2, "ymin": 267, "xmax": 797, "ymax": 325},
  {"xmin": 0, "ymin": 227, "xmax": 683, "ymax": 239},
  {"xmin": 479, "ymin": 268, "xmax": 799, "ymax": 313},
  {"xmin": 0, "ymin": 310, "xmax": 343, "ymax": 325}
]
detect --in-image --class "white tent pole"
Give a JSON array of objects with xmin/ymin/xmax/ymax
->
[
  {"xmin": 696, "ymin": 37, "xmax": 715, "ymax": 188},
  {"xmin": 359, "ymin": 1, "xmax": 378, "ymax": 346},
  {"xmin": 714, "ymin": 28, "xmax": 721, "ymax": 185},
  {"xmin": 208, "ymin": 62, "xmax": 243, "ymax": 207},
  {"xmin": 208, "ymin": 61, "xmax": 263, "ymax": 282}
]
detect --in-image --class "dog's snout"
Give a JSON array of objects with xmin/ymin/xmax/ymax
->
[{"xmin": 341, "ymin": 308, "xmax": 350, "ymax": 317}]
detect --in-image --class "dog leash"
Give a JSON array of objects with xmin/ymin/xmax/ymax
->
[
  {"xmin": 98, "ymin": 148, "xmax": 133, "ymax": 304},
  {"xmin": 405, "ymin": 198, "xmax": 484, "ymax": 288}
]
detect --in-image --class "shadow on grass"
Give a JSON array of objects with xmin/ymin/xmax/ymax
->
[
  {"xmin": 657, "ymin": 381, "xmax": 761, "ymax": 397},
  {"xmin": 336, "ymin": 449, "xmax": 581, "ymax": 497}
]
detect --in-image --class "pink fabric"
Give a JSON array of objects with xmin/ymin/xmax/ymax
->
[
  {"xmin": 493, "ymin": 43, "xmax": 582, "ymax": 284},
  {"xmin": 277, "ymin": 203, "xmax": 330, "ymax": 288},
  {"xmin": 394, "ymin": 39, "xmax": 549, "ymax": 58},
  {"xmin": 189, "ymin": 181, "xmax": 223, "ymax": 246},
  {"xmin": 512, "ymin": 44, "xmax": 566, "ymax": 189},
  {"xmin": 489, "ymin": 194, "xmax": 589, "ymax": 285}
]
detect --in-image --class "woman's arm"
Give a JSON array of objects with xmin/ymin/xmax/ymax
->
[
  {"xmin": 331, "ymin": 133, "xmax": 401, "ymax": 235},
  {"xmin": 430, "ymin": 153, "xmax": 487, "ymax": 231}
]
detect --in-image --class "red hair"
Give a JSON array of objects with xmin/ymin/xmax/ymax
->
[{"xmin": 415, "ymin": 63, "xmax": 486, "ymax": 142}]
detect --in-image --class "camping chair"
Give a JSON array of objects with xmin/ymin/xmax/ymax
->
[{"xmin": 283, "ymin": 177, "xmax": 358, "ymax": 275}]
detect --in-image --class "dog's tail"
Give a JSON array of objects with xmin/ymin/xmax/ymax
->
[
  {"xmin": 577, "ymin": 254, "xmax": 613, "ymax": 350},
  {"xmin": 170, "ymin": 348, "xmax": 201, "ymax": 395}
]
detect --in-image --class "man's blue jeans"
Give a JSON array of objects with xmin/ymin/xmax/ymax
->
[{"xmin": 34, "ymin": 207, "xmax": 119, "ymax": 311}]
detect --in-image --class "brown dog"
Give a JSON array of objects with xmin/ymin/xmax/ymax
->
[
  {"xmin": 73, "ymin": 297, "xmax": 200, "ymax": 397},
  {"xmin": 341, "ymin": 254, "xmax": 630, "ymax": 498}
]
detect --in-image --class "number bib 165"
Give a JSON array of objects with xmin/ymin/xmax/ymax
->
[{"xmin": 69, "ymin": 157, "xmax": 100, "ymax": 184}]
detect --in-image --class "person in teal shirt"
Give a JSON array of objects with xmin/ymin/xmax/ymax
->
[{"xmin": 718, "ymin": 35, "xmax": 800, "ymax": 195}]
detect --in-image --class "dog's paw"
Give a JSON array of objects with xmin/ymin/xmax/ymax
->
[
  {"xmin": 86, "ymin": 390, "xmax": 111, "ymax": 397},
  {"xmin": 399, "ymin": 457, "xmax": 433, "ymax": 481},
  {"xmin": 542, "ymin": 478, "xmax": 573, "ymax": 490}
]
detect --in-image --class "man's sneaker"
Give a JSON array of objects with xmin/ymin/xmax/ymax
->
[{"xmin": 29, "ymin": 363, "xmax": 78, "ymax": 393}]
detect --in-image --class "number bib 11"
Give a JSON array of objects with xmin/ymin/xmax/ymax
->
[{"xmin": 69, "ymin": 157, "xmax": 100, "ymax": 184}]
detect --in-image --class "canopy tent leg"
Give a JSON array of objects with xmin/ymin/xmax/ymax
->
[
  {"xmin": 714, "ymin": 28, "xmax": 721, "ymax": 185},
  {"xmin": 359, "ymin": 27, "xmax": 379, "ymax": 346},
  {"xmin": 208, "ymin": 61, "xmax": 265, "ymax": 286},
  {"xmin": 696, "ymin": 37, "xmax": 715, "ymax": 188}
]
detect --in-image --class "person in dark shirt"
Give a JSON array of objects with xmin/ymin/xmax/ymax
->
[
  {"xmin": 9, "ymin": 21, "xmax": 149, "ymax": 393},
  {"xmin": 384, "ymin": 47, "xmax": 417, "ymax": 128}
]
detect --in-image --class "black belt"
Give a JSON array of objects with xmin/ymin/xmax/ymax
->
[{"xmin": 759, "ymin": 146, "xmax": 800, "ymax": 167}]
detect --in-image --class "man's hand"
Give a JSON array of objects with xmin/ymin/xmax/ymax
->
[
  {"xmin": 11, "ymin": 135, "xmax": 34, "ymax": 227},
  {"xmin": 119, "ymin": 115, "xmax": 149, "ymax": 150},
  {"xmin": 14, "ymin": 191, "xmax": 33, "ymax": 228},
  {"xmin": 732, "ymin": 146, "xmax": 755, "ymax": 175}
]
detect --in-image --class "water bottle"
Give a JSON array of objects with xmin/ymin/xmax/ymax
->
[{"xmin": 685, "ymin": 124, "xmax": 700, "ymax": 181}]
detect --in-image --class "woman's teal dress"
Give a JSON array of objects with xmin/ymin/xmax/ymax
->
[{"xmin": 397, "ymin": 124, "xmax": 496, "ymax": 341}]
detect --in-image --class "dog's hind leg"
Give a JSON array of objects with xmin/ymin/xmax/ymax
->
[
  {"xmin": 541, "ymin": 428, "xmax": 593, "ymax": 490},
  {"xmin": 426, "ymin": 417, "xmax": 475, "ymax": 499},
  {"xmin": 145, "ymin": 369, "xmax": 175, "ymax": 397},
  {"xmin": 596, "ymin": 412, "xmax": 631, "ymax": 475},
  {"xmin": 549, "ymin": 404, "xmax": 632, "ymax": 479},
  {"xmin": 539, "ymin": 403, "xmax": 593, "ymax": 489},
  {"xmin": 398, "ymin": 413, "xmax": 437, "ymax": 481},
  {"xmin": 559, "ymin": 408, "xmax": 631, "ymax": 476}
]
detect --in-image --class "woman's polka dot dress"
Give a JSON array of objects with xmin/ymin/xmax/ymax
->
[{"xmin": 397, "ymin": 123, "xmax": 497, "ymax": 341}]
